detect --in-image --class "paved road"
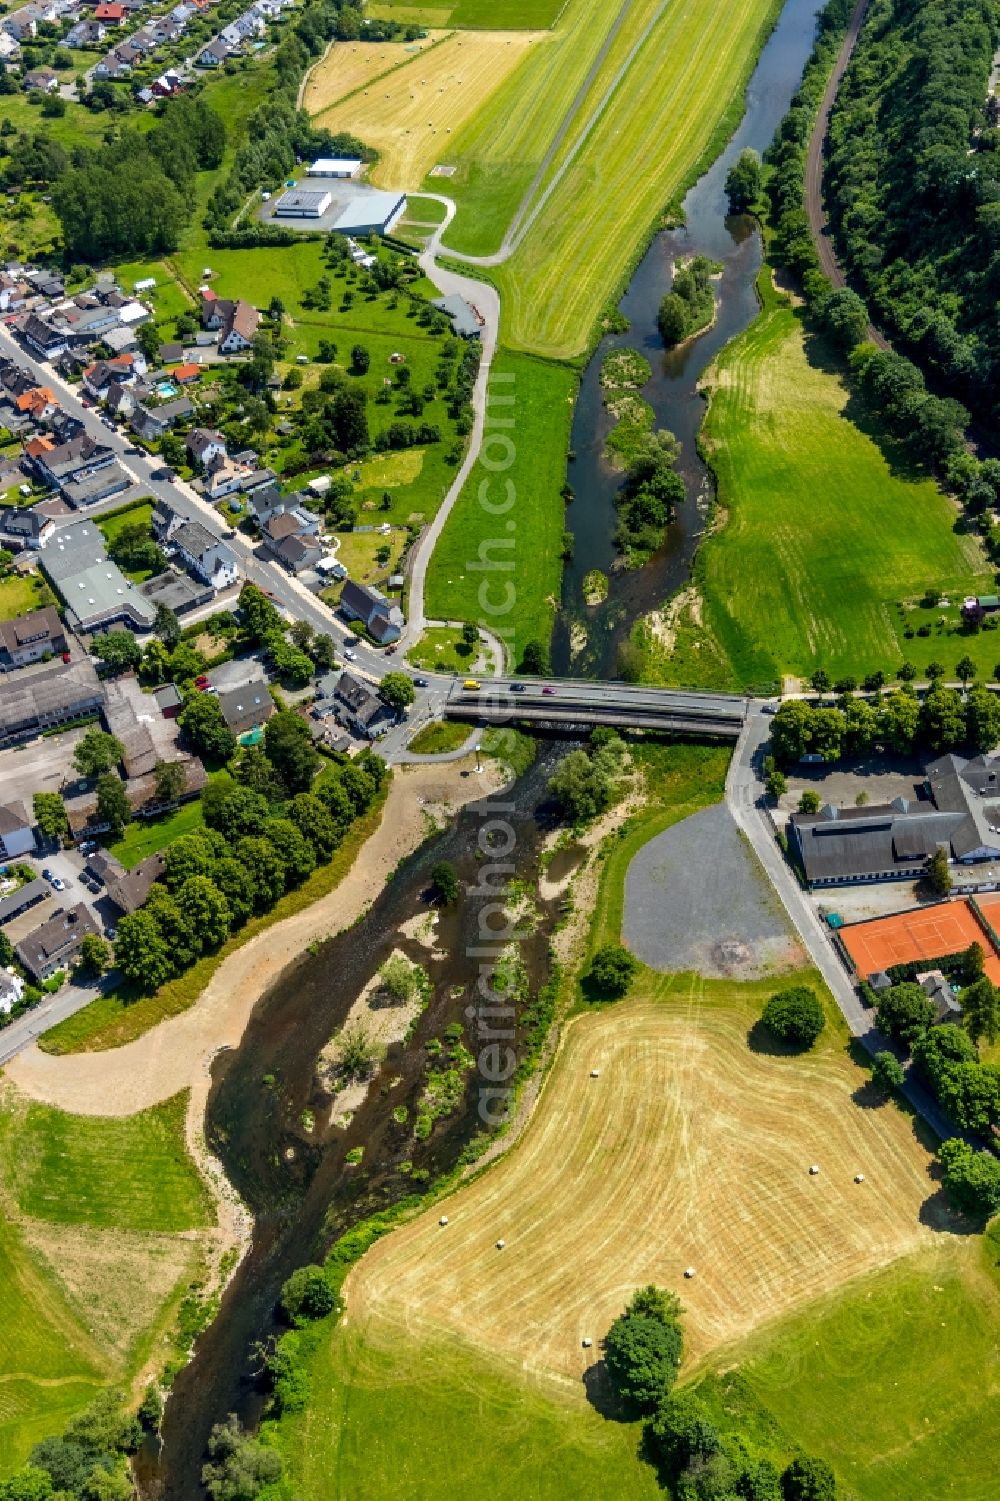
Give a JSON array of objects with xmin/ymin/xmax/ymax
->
[
  {"xmin": 444, "ymin": 676, "xmax": 748, "ymax": 734},
  {"xmin": 0, "ymin": 973, "xmax": 118, "ymax": 1066},
  {"xmin": 726, "ymin": 709, "xmax": 959, "ymax": 1142}
]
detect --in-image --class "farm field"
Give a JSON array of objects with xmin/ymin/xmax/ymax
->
[
  {"xmin": 271, "ymin": 1317, "xmax": 660, "ymax": 1499},
  {"xmin": 0, "ymin": 1087, "xmax": 211, "ymax": 1473},
  {"xmin": 367, "ymin": 0, "xmax": 566, "ymax": 29},
  {"xmin": 302, "ymin": 33, "xmax": 446, "ymax": 116},
  {"xmin": 693, "ymin": 273, "xmax": 993, "ymax": 686},
  {"xmin": 345, "ymin": 970, "xmax": 940, "ymax": 1382},
  {"xmin": 490, "ymin": 0, "xmax": 784, "ymax": 357},
  {"xmin": 424, "ymin": 350, "xmax": 577, "ymax": 663},
  {"xmin": 311, "ymin": 29, "xmax": 544, "ymax": 190},
  {"xmin": 731, "ymin": 1235, "xmax": 1000, "ymax": 1501}
]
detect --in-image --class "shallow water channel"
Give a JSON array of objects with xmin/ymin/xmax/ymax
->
[
  {"xmin": 141, "ymin": 749, "xmax": 572, "ymax": 1498},
  {"xmin": 552, "ymin": 0, "xmax": 825, "ymax": 680}
]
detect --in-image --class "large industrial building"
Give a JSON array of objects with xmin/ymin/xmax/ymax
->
[
  {"xmin": 274, "ymin": 188, "xmax": 333, "ymax": 218},
  {"xmin": 41, "ymin": 519, "xmax": 157, "ymax": 635},
  {"xmin": 308, "ymin": 157, "xmax": 362, "ymax": 179}
]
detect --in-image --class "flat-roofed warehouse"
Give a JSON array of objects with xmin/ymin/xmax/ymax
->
[
  {"xmin": 274, "ymin": 188, "xmax": 333, "ymax": 218},
  {"xmin": 333, "ymin": 190, "xmax": 406, "ymax": 236},
  {"xmin": 0, "ymin": 657, "xmax": 103, "ymax": 746},
  {"xmin": 307, "ymin": 157, "xmax": 362, "ymax": 179}
]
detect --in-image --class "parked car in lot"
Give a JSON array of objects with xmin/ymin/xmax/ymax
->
[
  {"xmin": 106, "ymin": 925, "xmax": 116, "ymax": 941},
  {"xmin": 41, "ymin": 867, "xmax": 52, "ymax": 880},
  {"xmin": 194, "ymin": 674, "xmax": 211, "ymax": 691},
  {"xmin": 79, "ymin": 840, "xmax": 97, "ymax": 854},
  {"xmin": 51, "ymin": 876, "xmax": 65, "ymax": 891}
]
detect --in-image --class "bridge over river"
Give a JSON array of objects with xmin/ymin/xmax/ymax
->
[{"xmin": 443, "ymin": 678, "xmax": 751, "ymax": 738}]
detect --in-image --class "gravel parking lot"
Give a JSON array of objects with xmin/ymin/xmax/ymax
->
[{"xmin": 623, "ymin": 803, "xmax": 805, "ymax": 980}]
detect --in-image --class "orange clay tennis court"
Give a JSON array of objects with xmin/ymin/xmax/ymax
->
[{"xmin": 841, "ymin": 899, "xmax": 1000, "ymax": 982}]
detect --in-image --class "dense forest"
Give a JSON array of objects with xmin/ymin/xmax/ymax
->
[{"xmin": 825, "ymin": 0, "xmax": 1000, "ymax": 427}]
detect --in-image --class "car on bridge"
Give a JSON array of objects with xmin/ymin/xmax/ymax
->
[{"xmin": 463, "ymin": 679, "xmax": 481, "ymax": 692}]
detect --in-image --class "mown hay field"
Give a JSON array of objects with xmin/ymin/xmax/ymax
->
[
  {"xmin": 302, "ymin": 33, "xmax": 445, "ymax": 116},
  {"xmin": 425, "ymin": 0, "xmax": 631, "ymax": 256},
  {"xmin": 697, "ymin": 275, "xmax": 993, "ymax": 685},
  {"xmin": 0, "ymin": 1088, "xmax": 211, "ymax": 1474},
  {"xmin": 346, "ymin": 972, "xmax": 940, "ymax": 1383},
  {"xmin": 491, "ymin": 0, "xmax": 784, "ymax": 356},
  {"xmin": 311, "ymin": 29, "xmax": 544, "ymax": 189}
]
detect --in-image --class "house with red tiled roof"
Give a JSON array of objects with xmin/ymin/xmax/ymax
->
[{"xmin": 94, "ymin": 3, "xmax": 126, "ymax": 23}]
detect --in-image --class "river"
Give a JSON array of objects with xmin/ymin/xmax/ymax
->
[
  {"xmin": 141, "ymin": 749, "xmax": 574, "ymax": 1499},
  {"xmin": 141, "ymin": 1, "xmax": 825, "ymax": 1493},
  {"xmin": 552, "ymin": 0, "xmax": 825, "ymax": 680}
]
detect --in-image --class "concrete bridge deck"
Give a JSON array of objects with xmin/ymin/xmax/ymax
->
[{"xmin": 442, "ymin": 678, "xmax": 749, "ymax": 738}]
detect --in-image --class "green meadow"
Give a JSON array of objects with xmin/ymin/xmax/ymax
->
[
  {"xmin": 0, "ymin": 1089, "xmax": 211, "ymax": 1473},
  {"xmin": 0, "ymin": 1093, "xmax": 213, "ymax": 1234},
  {"xmin": 424, "ymin": 349, "xmax": 577, "ymax": 663},
  {"xmin": 690, "ymin": 274, "xmax": 993, "ymax": 686}
]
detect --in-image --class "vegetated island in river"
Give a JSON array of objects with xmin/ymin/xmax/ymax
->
[
  {"xmin": 657, "ymin": 255, "xmax": 722, "ymax": 348},
  {"xmin": 598, "ymin": 346, "xmax": 686, "ymax": 569}
]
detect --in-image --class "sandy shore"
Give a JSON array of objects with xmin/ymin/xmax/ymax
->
[{"xmin": 4, "ymin": 755, "xmax": 505, "ymax": 1124}]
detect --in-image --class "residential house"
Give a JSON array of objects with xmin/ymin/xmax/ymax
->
[
  {"xmin": 103, "ymin": 325, "xmax": 140, "ymax": 358},
  {"xmin": 186, "ymin": 426, "xmax": 226, "ymax": 468},
  {"xmin": 105, "ymin": 380, "xmax": 136, "ymax": 419},
  {"xmin": 94, "ymin": 2, "xmax": 125, "ymax": 22},
  {"xmin": 23, "ymin": 67, "xmax": 60, "ymax": 92},
  {"xmin": 0, "ymin": 605, "xmax": 67, "ymax": 670},
  {"xmin": 21, "ymin": 314, "xmax": 68, "ymax": 360},
  {"xmin": 259, "ymin": 503, "xmax": 323, "ymax": 575},
  {"xmin": 172, "ymin": 361, "xmax": 201, "ymax": 385},
  {"xmin": 0, "ymin": 507, "xmax": 55, "ymax": 551},
  {"xmin": 196, "ymin": 36, "xmax": 231, "ymax": 66},
  {"xmin": 2, "ymin": 10, "xmax": 38, "ymax": 42},
  {"xmin": 129, "ymin": 396, "xmax": 193, "ymax": 441},
  {"xmin": 339, "ymin": 578, "xmax": 404, "ymax": 644},
  {"xmin": 104, "ymin": 851, "xmax": 165, "ymax": 915},
  {"xmin": 0, "ymin": 657, "xmax": 104, "ymax": 746},
  {"xmin": 201, "ymin": 292, "xmax": 259, "ymax": 353},
  {"xmin": 0, "ymin": 969, "xmax": 25, "ymax": 1017},
  {"xmin": 16, "ymin": 904, "xmax": 100, "ymax": 981},
  {"xmin": 13, "ymin": 385, "xmax": 58, "ymax": 423},
  {"xmin": 218, "ymin": 681, "xmax": 275, "ymax": 738},
  {"xmin": 82, "ymin": 352, "xmax": 141, "ymax": 400},
  {"xmin": 0, "ymin": 800, "xmax": 36, "ymax": 858},
  {"xmin": 153, "ymin": 682, "xmax": 182, "ymax": 717},
  {"xmin": 66, "ymin": 16, "xmax": 106, "ymax": 43},
  {"xmin": 25, "ymin": 269, "xmax": 64, "ymax": 299},
  {"xmin": 31, "ymin": 433, "xmax": 115, "ymax": 490},
  {"xmin": 94, "ymin": 51, "xmax": 131, "ymax": 78},
  {"xmin": 0, "ymin": 33, "xmax": 22, "ymax": 61},
  {"xmin": 62, "ymin": 462, "xmax": 130, "ymax": 508},
  {"xmin": 168, "ymin": 519, "xmax": 238, "ymax": 591},
  {"xmin": 139, "ymin": 566, "xmax": 213, "ymax": 617},
  {"xmin": 331, "ymin": 671, "xmax": 393, "ymax": 739},
  {"xmin": 158, "ymin": 341, "xmax": 184, "ymax": 364}
]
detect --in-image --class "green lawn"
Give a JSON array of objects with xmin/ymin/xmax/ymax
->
[
  {"xmin": 724, "ymin": 1235, "xmax": 1000, "ymax": 1501},
  {"xmin": 0, "ymin": 573, "xmax": 50, "ymax": 622},
  {"xmin": 0, "ymin": 1216, "xmax": 104, "ymax": 1476},
  {"xmin": 405, "ymin": 624, "xmax": 478, "ymax": 674},
  {"xmin": 96, "ymin": 499, "xmax": 154, "ymax": 549},
  {"xmin": 0, "ymin": 1092, "xmax": 212, "ymax": 1234},
  {"xmin": 449, "ymin": 0, "xmax": 565, "ymax": 23},
  {"xmin": 425, "ymin": 350, "xmax": 577, "ymax": 664},
  {"xmin": 107, "ymin": 797, "xmax": 205, "ymax": 870},
  {"xmin": 268, "ymin": 1319, "xmax": 661, "ymax": 1501},
  {"xmin": 690, "ymin": 272, "xmax": 994, "ymax": 686},
  {"xmin": 0, "ymin": 1086, "xmax": 212, "ymax": 1472},
  {"xmin": 406, "ymin": 719, "xmax": 470, "ymax": 754}
]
